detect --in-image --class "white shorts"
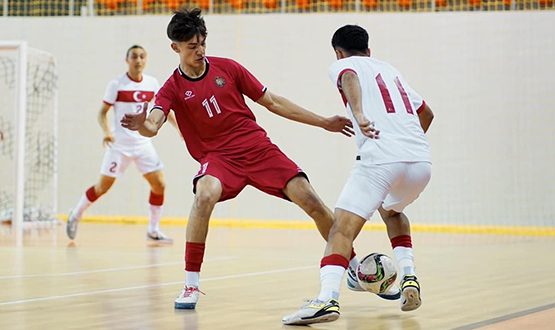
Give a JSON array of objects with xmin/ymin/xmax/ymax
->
[
  {"xmin": 100, "ymin": 143, "xmax": 164, "ymax": 178},
  {"xmin": 335, "ymin": 161, "xmax": 431, "ymax": 220}
]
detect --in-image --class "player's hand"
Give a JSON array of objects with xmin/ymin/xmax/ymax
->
[
  {"xmin": 324, "ymin": 115, "xmax": 355, "ymax": 137},
  {"xmin": 354, "ymin": 113, "xmax": 380, "ymax": 139},
  {"xmin": 121, "ymin": 102, "xmax": 148, "ymax": 131},
  {"xmin": 102, "ymin": 134, "xmax": 115, "ymax": 147}
]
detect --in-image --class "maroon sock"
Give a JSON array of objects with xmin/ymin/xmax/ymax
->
[
  {"xmin": 85, "ymin": 186, "xmax": 99, "ymax": 202},
  {"xmin": 185, "ymin": 242, "xmax": 206, "ymax": 272},
  {"xmin": 350, "ymin": 247, "xmax": 356, "ymax": 260},
  {"xmin": 149, "ymin": 191, "xmax": 164, "ymax": 206},
  {"xmin": 320, "ymin": 254, "xmax": 349, "ymax": 269},
  {"xmin": 391, "ymin": 235, "xmax": 412, "ymax": 248}
]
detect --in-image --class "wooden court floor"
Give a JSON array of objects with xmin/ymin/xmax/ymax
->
[{"xmin": 0, "ymin": 223, "xmax": 554, "ymax": 330}]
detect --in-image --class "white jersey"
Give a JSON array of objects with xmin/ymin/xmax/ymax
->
[
  {"xmin": 328, "ymin": 56, "xmax": 430, "ymax": 164},
  {"xmin": 103, "ymin": 73, "xmax": 160, "ymax": 151}
]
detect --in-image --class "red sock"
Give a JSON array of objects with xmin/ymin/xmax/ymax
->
[
  {"xmin": 85, "ymin": 186, "xmax": 99, "ymax": 202},
  {"xmin": 149, "ymin": 191, "xmax": 164, "ymax": 206},
  {"xmin": 350, "ymin": 247, "xmax": 356, "ymax": 260},
  {"xmin": 320, "ymin": 254, "xmax": 349, "ymax": 269},
  {"xmin": 185, "ymin": 242, "xmax": 206, "ymax": 272},
  {"xmin": 391, "ymin": 235, "xmax": 412, "ymax": 248}
]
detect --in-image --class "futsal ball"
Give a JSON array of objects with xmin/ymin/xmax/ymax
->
[{"xmin": 356, "ymin": 253, "xmax": 397, "ymax": 294}]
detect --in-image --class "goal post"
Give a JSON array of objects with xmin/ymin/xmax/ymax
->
[{"xmin": 0, "ymin": 41, "xmax": 58, "ymax": 227}]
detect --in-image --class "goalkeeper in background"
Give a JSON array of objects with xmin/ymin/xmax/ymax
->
[{"xmin": 66, "ymin": 45, "xmax": 174, "ymax": 244}]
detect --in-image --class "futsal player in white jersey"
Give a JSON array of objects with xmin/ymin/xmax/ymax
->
[
  {"xmin": 283, "ymin": 25, "xmax": 435, "ymax": 325},
  {"xmin": 66, "ymin": 45, "xmax": 173, "ymax": 244}
]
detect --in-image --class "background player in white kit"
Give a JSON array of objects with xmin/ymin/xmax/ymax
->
[
  {"xmin": 66, "ymin": 45, "xmax": 173, "ymax": 244},
  {"xmin": 283, "ymin": 25, "xmax": 435, "ymax": 325}
]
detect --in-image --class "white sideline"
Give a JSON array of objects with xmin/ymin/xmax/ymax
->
[
  {"xmin": 0, "ymin": 256, "xmax": 236, "ymax": 279},
  {"xmin": 0, "ymin": 265, "xmax": 316, "ymax": 307}
]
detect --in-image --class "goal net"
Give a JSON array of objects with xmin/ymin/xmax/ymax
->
[{"xmin": 0, "ymin": 42, "xmax": 58, "ymax": 226}]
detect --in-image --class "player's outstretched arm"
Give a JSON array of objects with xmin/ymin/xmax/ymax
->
[
  {"xmin": 418, "ymin": 103, "xmax": 434, "ymax": 133},
  {"xmin": 256, "ymin": 91, "xmax": 354, "ymax": 137},
  {"xmin": 341, "ymin": 71, "xmax": 380, "ymax": 139},
  {"xmin": 121, "ymin": 102, "xmax": 165, "ymax": 137},
  {"xmin": 98, "ymin": 103, "xmax": 115, "ymax": 147}
]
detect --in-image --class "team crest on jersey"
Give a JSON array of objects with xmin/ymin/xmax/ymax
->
[
  {"xmin": 214, "ymin": 76, "xmax": 226, "ymax": 87},
  {"xmin": 184, "ymin": 90, "xmax": 195, "ymax": 101}
]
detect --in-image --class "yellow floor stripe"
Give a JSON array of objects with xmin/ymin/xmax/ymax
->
[{"xmin": 58, "ymin": 214, "xmax": 555, "ymax": 236}]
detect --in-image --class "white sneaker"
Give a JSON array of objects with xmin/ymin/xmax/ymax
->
[
  {"xmin": 66, "ymin": 208, "xmax": 80, "ymax": 240},
  {"xmin": 175, "ymin": 286, "xmax": 204, "ymax": 309},
  {"xmin": 346, "ymin": 266, "xmax": 401, "ymax": 300},
  {"xmin": 147, "ymin": 230, "xmax": 173, "ymax": 244},
  {"xmin": 282, "ymin": 298, "xmax": 340, "ymax": 325},
  {"xmin": 400, "ymin": 275, "xmax": 421, "ymax": 312}
]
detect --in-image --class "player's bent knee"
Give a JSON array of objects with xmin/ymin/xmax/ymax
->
[
  {"xmin": 152, "ymin": 181, "xmax": 166, "ymax": 192},
  {"xmin": 194, "ymin": 191, "xmax": 216, "ymax": 206},
  {"xmin": 194, "ymin": 187, "xmax": 220, "ymax": 207}
]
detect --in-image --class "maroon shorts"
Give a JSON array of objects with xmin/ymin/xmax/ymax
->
[{"xmin": 192, "ymin": 143, "xmax": 306, "ymax": 202}]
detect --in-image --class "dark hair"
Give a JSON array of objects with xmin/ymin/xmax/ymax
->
[
  {"xmin": 331, "ymin": 25, "xmax": 369, "ymax": 54},
  {"xmin": 167, "ymin": 7, "xmax": 208, "ymax": 42},
  {"xmin": 126, "ymin": 45, "xmax": 145, "ymax": 58}
]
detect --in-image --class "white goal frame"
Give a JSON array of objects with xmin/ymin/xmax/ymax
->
[
  {"xmin": 0, "ymin": 41, "xmax": 27, "ymax": 228},
  {"xmin": 0, "ymin": 41, "xmax": 58, "ymax": 228}
]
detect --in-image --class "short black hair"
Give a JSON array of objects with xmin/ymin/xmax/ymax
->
[
  {"xmin": 331, "ymin": 25, "xmax": 369, "ymax": 54},
  {"xmin": 167, "ymin": 7, "xmax": 208, "ymax": 42},
  {"xmin": 126, "ymin": 45, "xmax": 145, "ymax": 58}
]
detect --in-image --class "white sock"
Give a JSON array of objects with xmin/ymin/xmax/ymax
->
[
  {"xmin": 148, "ymin": 204, "xmax": 163, "ymax": 233},
  {"xmin": 186, "ymin": 271, "xmax": 200, "ymax": 288},
  {"xmin": 393, "ymin": 246, "xmax": 416, "ymax": 278},
  {"xmin": 349, "ymin": 255, "xmax": 359, "ymax": 271},
  {"xmin": 317, "ymin": 265, "xmax": 345, "ymax": 301},
  {"xmin": 74, "ymin": 194, "xmax": 93, "ymax": 218}
]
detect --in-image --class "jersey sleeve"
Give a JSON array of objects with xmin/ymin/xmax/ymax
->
[
  {"xmin": 153, "ymin": 78, "xmax": 174, "ymax": 117},
  {"xmin": 231, "ymin": 60, "xmax": 267, "ymax": 102},
  {"xmin": 102, "ymin": 79, "xmax": 118, "ymax": 105},
  {"xmin": 328, "ymin": 60, "xmax": 357, "ymax": 91}
]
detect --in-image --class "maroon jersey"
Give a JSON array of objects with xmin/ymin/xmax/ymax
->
[{"xmin": 153, "ymin": 57, "xmax": 270, "ymax": 161}]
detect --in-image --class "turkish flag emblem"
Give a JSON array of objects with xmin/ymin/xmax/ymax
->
[{"xmin": 116, "ymin": 90, "xmax": 155, "ymax": 103}]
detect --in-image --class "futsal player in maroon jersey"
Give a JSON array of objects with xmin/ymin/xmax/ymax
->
[{"xmin": 122, "ymin": 8, "xmax": 378, "ymax": 310}]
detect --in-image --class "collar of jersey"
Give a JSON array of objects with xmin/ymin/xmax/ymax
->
[{"xmin": 178, "ymin": 58, "xmax": 210, "ymax": 82}]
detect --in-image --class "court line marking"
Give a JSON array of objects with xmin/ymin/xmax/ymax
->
[
  {"xmin": 450, "ymin": 302, "xmax": 555, "ymax": 330},
  {"xmin": 57, "ymin": 215, "xmax": 555, "ymax": 236},
  {"xmin": 0, "ymin": 256, "xmax": 236, "ymax": 279},
  {"xmin": 0, "ymin": 265, "xmax": 316, "ymax": 307}
]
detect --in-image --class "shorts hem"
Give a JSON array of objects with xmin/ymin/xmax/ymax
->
[
  {"xmin": 334, "ymin": 204, "xmax": 372, "ymax": 221},
  {"xmin": 140, "ymin": 165, "xmax": 164, "ymax": 176},
  {"xmin": 100, "ymin": 171, "xmax": 119, "ymax": 178}
]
